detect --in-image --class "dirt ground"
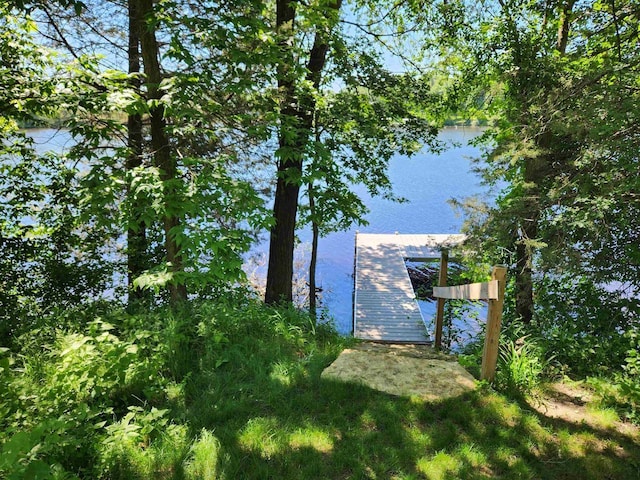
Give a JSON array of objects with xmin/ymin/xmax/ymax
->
[
  {"xmin": 530, "ymin": 382, "xmax": 639, "ymax": 437},
  {"xmin": 321, "ymin": 342, "xmax": 476, "ymax": 401}
]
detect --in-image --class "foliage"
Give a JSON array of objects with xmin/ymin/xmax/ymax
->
[
  {"xmin": 265, "ymin": 0, "xmax": 448, "ymax": 303},
  {"xmin": 0, "ymin": 1, "xmax": 276, "ymax": 312},
  {"xmin": 620, "ymin": 334, "xmax": 640, "ymax": 420},
  {"xmin": 589, "ymin": 333, "xmax": 640, "ymax": 424},
  {"xmin": 0, "ymin": 6, "xmax": 118, "ymax": 343},
  {"xmin": 3, "ymin": 4, "xmax": 640, "ymax": 478},
  {"xmin": 0, "ymin": 317, "xmax": 165, "ymax": 478},
  {"xmin": 444, "ymin": 0, "xmax": 640, "ymax": 373},
  {"xmin": 460, "ymin": 318, "xmax": 549, "ymax": 397},
  {"xmin": 4, "ymin": 297, "xmax": 640, "ymax": 479},
  {"xmin": 0, "ymin": 297, "xmax": 341, "ymax": 479},
  {"xmin": 532, "ymin": 275, "xmax": 639, "ymax": 377},
  {"xmin": 300, "ymin": 71, "xmax": 441, "ymax": 232},
  {"xmin": 496, "ymin": 334, "xmax": 547, "ymax": 397}
]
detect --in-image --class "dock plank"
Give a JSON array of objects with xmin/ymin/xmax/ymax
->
[{"xmin": 353, "ymin": 233, "xmax": 465, "ymax": 343}]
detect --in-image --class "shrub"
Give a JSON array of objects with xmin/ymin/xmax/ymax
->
[
  {"xmin": 99, "ymin": 410, "xmax": 190, "ymax": 480},
  {"xmin": 184, "ymin": 429, "xmax": 223, "ymax": 480},
  {"xmin": 0, "ymin": 317, "xmax": 166, "ymax": 478},
  {"xmin": 533, "ymin": 275, "xmax": 638, "ymax": 376},
  {"xmin": 613, "ymin": 332, "xmax": 640, "ymax": 423},
  {"xmin": 496, "ymin": 335, "xmax": 547, "ymax": 396}
]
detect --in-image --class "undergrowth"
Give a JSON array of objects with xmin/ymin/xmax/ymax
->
[
  {"xmin": 0, "ymin": 298, "xmax": 343, "ymax": 479},
  {"xmin": 2, "ymin": 296, "xmax": 640, "ymax": 479}
]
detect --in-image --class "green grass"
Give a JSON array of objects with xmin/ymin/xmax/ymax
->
[{"xmin": 1, "ymin": 297, "xmax": 640, "ymax": 479}]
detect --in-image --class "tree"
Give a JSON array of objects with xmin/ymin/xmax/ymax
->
[
  {"xmin": 126, "ymin": 0, "xmax": 147, "ymax": 300},
  {"xmin": 24, "ymin": 0, "xmax": 274, "ymax": 305},
  {"xmin": 265, "ymin": 0, "xmax": 442, "ymax": 305},
  {"xmin": 264, "ymin": 0, "xmax": 343, "ymax": 304},
  {"xmin": 449, "ymin": 0, "xmax": 640, "ymax": 325},
  {"xmin": 138, "ymin": 0, "xmax": 186, "ymax": 303}
]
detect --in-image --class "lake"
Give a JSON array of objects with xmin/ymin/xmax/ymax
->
[{"xmin": 24, "ymin": 127, "xmax": 492, "ymax": 339}]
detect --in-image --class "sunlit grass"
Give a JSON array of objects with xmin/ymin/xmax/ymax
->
[
  {"xmin": 239, "ymin": 417, "xmax": 285, "ymax": 459},
  {"xmin": 184, "ymin": 429, "xmax": 222, "ymax": 480},
  {"xmin": 288, "ymin": 426, "xmax": 335, "ymax": 453},
  {"xmin": 416, "ymin": 451, "xmax": 460, "ymax": 479},
  {"xmin": 586, "ymin": 405, "xmax": 621, "ymax": 428}
]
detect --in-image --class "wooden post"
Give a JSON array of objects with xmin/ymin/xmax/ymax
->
[
  {"xmin": 434, "ymin": 249, "xmax": 448, "ymax": 350},
  {"xmin": 481, "ymin": 266, "xmax": 507, "ymax": 382}
]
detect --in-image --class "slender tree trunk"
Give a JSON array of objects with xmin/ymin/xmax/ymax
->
[
  {"xmin": 556, "ymin": 0, "xmax": 575, "ymax": 54},
  {"xmin": 126, "ymin": 0, "xmax": 147, "ymax": 301},
  {"xmin": 515, "ymin": 190, "xmax": 539, "ymax": 324},
  {"xmin": 308, "ymin": 180, "xmax": 318, "ymax": 319},
  {"xmin": 265, "ymin": 0, "xmax": 341, "ymax": 304},
  {"xmin": 139, "ymin": 0, "xmax": 187, "ymax": 304}
]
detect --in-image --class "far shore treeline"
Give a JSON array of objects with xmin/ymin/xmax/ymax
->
[{"xmin": 18, "ymin": 114, "xmax": 498, "ymax": 130}]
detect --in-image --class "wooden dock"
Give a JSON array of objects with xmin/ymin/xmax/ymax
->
[{"xmin": 353, "ymin": 233, "xmax": 465, "ymax": 343}]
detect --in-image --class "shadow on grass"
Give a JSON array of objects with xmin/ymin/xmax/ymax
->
[{"xmin": 179, "ymin": 349, "xmax": 640, "ymax": 480}]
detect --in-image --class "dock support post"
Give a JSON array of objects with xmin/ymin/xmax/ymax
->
[
  {"xmin": 434, "ymin": 249, "xmax": 448, "ymax": 350},
  {"xmin": 481, "ymin": 266, "xmax": 507, "ymax": 382}
]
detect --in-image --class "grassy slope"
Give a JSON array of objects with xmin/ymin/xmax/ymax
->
[{"xmin": 1, "ymin": 298, "xmax": 639, "ymax": 479}]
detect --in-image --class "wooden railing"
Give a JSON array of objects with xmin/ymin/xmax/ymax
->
[{"xmin": 432, "ymin": 255, "xmax": 507, "ymax": 382}]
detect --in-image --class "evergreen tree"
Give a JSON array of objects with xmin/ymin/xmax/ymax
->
[{"xmin": 449, "ymin": 0, "xmax": 640, "ymax": 325}]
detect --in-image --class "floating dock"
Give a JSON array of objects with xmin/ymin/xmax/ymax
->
[{"xmin": 353, "ymin": 233, "xmax": 465, "ymax": 343}]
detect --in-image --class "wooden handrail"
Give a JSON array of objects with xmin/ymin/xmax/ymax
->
[
  {"xmin": 432, "ymin": 263, "xmax": 507, "ymax": 382},
  {"xmin": 433, "ymin": 280, "xmax": 499, "ymax": 300}
]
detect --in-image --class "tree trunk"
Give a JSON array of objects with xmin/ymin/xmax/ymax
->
[
  {"xmin": 515, "ymin": 217, "xmax": 537, "ymax": 324},
  {"xmin": 515, "ymin": 135, "xmax": 546, "ymax": 324},
  {"xmin": 265, "ymin": 158, "xmax": 302, "ymax": 304},
  {"xmin": 138, "ymin": 0, "xmax": 187, "ymax": 304},
  {"xmin": 126, "ymin": 0, "xmax": 147, "ymax": 301},
  {"xmin": 265, "ymin": 0, "xmax": 341, "ymax": 305},
  {"xmin": 265, "ymin": 0, "xmax": 298, "ymax": 304},
  {"xmin": 556, "ymin": 0, "xmax": 575, "ymax": 54},
  {"xmin": 308, "ymin": 180, "xmax": 318, "ymax": 319}
]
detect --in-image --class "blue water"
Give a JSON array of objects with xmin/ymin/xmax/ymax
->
[{"xmin": 24, "ymin": 128, "xmax": 76, "ymax": 154}]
